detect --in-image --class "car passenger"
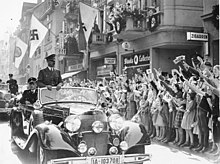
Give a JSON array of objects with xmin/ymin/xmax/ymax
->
[
  {"xmin": 37, "ymin": 54, "xmax": 63, "ymax": 91},
  {"xmin": 20, "ymin": 77, "xmax": 38, "ymax": 105}
]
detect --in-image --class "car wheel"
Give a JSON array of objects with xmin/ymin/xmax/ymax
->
[{"xmin": 36, "ymin": 140, "xmax": 49, "ymax": 164}]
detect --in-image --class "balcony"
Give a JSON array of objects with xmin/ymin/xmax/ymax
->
[
  {"xmin": 114, "ymin": 16, "xmax": 148, "ymax": 40},
  {"xmin": 108, "ymin": 7, "xmax": 162, "ymax": 41}
]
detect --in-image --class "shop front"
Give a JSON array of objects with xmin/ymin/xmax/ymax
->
[
  {"xmin": 90, "ymin": 52, "xmax": 117, "ymax": 80},
  {"xmin": 122, "ymin": 50, "xmax": 150, "ymax": 79},
  {"xmin": 62, "ymin": 63, "xmax": 87, "ymax": 81}
]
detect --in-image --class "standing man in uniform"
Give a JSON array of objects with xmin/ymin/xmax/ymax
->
[
  {"xmin": 6, "ymin": 74, "xmax": 18, "ymax": 95},
  {"xmin": 37, "ymin": 54, "xmax": 63, "ymax": 90}
]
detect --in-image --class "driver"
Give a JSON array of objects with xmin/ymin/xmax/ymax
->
[{"xmin": 20, "ymin": 77, "xmax": 38, "ymax": 105}]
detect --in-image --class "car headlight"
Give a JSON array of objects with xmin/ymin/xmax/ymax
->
[
  {"xmin": 113, "ymin": 137, "xmax": 120, "ymax": 146},
  {"xmin": 120, "ymin": 141, "xmax": 128, "ymax": 151},
  {"xmin": 88, "ymin": 147, "xmax": 97, "ymax": 156},
  {"xmin": 78, "ymin": 141, "xmax": 87, "ymax": 154},
  {"xmin": 109, "ymin": 146, "xmax": 118, "ymax": 155},
  {"xmin": 92, "ymin": 121, "xmax": 104, "ymax": 133},
  {"xmin": 65, "ymin": 115, "xmax": 81, "ymax": 132},
  {"xmin": 5, "ymin": 102, "xmax": 9, "ymax": 108},
  {"xmin": 108, "ymin": 114, "xmax": 124, "ymax": 131}
]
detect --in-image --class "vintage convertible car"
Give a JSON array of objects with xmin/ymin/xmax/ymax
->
[
  {"xmin": 10, "ymin": 87, "xmax": 151, "ymax": 164},
  {"xmin": 0, "ymin": 84, "xmax": 14, "ymax": 117}
]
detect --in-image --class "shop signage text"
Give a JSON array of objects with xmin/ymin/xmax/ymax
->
[
  {"xmin": 123, "ymin": 51, "xmax": 150, "ymax": 67},
  {"xmin": 68, "ymin": 63, "xmax": 83, "ymax": 72},
  {"xmin": 187, "ymin": 32, "xmax": 208, "ymax": 41},
  {"xmin": 97, "ymin": 65, "xmax": 113, "ymax": 76},
  {"xmin": 104, "ymin": 58, "xmax": 116, "ymax": 64}
]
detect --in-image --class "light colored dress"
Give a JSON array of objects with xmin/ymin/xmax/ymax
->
[{"xmin": 181, "ymin": 100, "xmax": 196, "ymax": 130}]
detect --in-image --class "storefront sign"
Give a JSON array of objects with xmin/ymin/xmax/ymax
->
[
  {"xmin": 187, "ymin": 32, "xmax": 208, "ymax": 41},
  {"xmin": 123, "ymin": 51, "xmax": 150, "ymax": 67},
  {"xmin": 104, "ymin": 58, "xmax": 116, "ymax": 64},
  {"xmin": 68, "ymin": 63, "xmax": 83, "ymax": 72},
  {"xmin": 97, "ymin": 65, "xmax": 113, "ymax": 76}
]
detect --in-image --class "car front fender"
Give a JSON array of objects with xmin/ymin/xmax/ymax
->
[{"xmin": 35, "ymin": 122, "xmax": 80, "ymax": 156}]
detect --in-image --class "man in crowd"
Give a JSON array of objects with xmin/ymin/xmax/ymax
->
[
  {"xmin": 6, "ymin": 74, "xmax": 18, "ymax": 95},
  {"xmin": 19, "ymin": 77, "xmax": 38, "ymax": 105},
  {"xmin": 37, "ymin": 54, "xmax": 63, "ymax": 90}
]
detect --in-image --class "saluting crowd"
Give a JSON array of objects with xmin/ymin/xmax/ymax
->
[
  {"xmin": 3, "ymin": 53, "xmax": 220, "ymax": 163},
  {"xmin": 64, "ymin": 54, "xmax": 220, "ymax": 162}
]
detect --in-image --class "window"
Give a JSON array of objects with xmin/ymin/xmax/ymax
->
[
  {"xmin": 47, "ymin": 15, "xmax": 50, "ymax": 21},
  {"xmin": 47, "ymin": 22, "xmax": 52, "ymax": 41}
]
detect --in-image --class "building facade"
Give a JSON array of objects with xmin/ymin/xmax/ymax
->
[
  {"xmin": 88, "ymin": 0, "xmax": 205, "ymax": 80},
  {"xmin": 201, "ymin": 0, "xmax": 219, "ymax": 65}
]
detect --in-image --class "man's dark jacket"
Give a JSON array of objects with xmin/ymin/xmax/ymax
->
[
  {"xmin": 37, "ymin": 67, "xmax": 63, "ymax": 87},
  {"xmin": 20, "ymin": 89, "xmax": 38, "ymax": 104}
]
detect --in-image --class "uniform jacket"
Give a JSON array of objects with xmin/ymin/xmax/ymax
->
[
  {"xmin": 20, "ymin": 89, "xmax": 38, "ymax": 104},
  {"xmin": 37, "ymin": 67, "xmax": 63, "ymax": 87},
  {"xmin": 6, "ymin": 79, "xmax": 18, "ymax": 94}
]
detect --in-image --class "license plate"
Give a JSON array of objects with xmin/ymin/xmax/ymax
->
[{"xmin": 91, "ymin": 156, "xmax": 121, "ymax": 164}]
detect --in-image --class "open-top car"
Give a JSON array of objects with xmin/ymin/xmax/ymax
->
[
  {"xmin": 0, "ymin": 84, "xmax": 14, "ymax": 116},
  {"xmin": 10, "ymin": 87, "xmax": 151, "ymax": 164}
]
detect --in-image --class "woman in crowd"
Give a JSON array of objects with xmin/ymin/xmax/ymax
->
[
  {"xmin": 125, "ymin": 83, "xmax": 137, "ymax": 120},
  {"xmin": 149, "ymin": 81, "xmax": 159, "ymax": 138},
  {"xmin": 172, "ymin": 83, "xmax": 186, "ymax": 146},
  {"xmin": 181, "ymin": 92, "xmax": 197, "ymax": 149}
]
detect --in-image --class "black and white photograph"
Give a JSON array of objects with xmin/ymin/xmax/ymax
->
[{"xmin": 0, "ymin": 0, "xmax": 219, "ymax": 164}]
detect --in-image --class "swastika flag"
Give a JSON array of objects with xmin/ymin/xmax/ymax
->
[
  {"xmin": 79, "ymin": 2, "xmax": 98, "ymax": 43},
  {"xmin": 29, "ymin": 15, "xmax": 48, "ymax": 58}
]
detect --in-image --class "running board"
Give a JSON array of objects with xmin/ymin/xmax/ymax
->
[{"xmin": 13, "ymin": 135, "xmax": 28, "ymax": 149}]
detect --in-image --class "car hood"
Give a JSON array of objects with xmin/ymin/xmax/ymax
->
[{"xmin": 57, "ymin": 102, "xmax": 96, "ymax": 115}]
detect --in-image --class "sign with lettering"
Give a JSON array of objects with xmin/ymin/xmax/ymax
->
[
  {"xmin": 104, "ymin": 58, "xmax": 116, "ymax": 65},
  {"xmin": 97, "ymin": 65, "xmax": 113, "ymax": 76},
  {"xmin": 122, "ymin": 50, "xmax": 150, "ymax": 67},
  {"xmin": 187, "ymin": 32, "xmax": 208, "ymax": 41},
  {"xmin": 68, "ymin": 63, "xmax": 83, "ymax": 72}
]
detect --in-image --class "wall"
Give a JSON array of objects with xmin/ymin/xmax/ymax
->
[{"xmin": 163, "ymin": 0, "xmax": 203, "ymax": 27}]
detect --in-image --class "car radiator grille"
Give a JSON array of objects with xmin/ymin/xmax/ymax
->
[{"xmin": 81, "ymin": 133, "xmax": 109, "ymax": 156}]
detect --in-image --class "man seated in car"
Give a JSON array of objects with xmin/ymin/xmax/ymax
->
[
  {"xmin": 20, "ymin": 77, "xmax": 38, "ymax": 105},
  {"xmin": 19, "ymin": 77, "xmax": 38, "ymax": 120}
]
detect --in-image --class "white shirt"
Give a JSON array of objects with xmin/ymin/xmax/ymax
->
[{"xmin": 48, "ymin": 67, "xmax": 54, "ymax": 71}]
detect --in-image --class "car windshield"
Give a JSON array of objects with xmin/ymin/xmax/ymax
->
[{"xmin": 39, "ymin": 87, "xmax": 98, "ymax": 105}]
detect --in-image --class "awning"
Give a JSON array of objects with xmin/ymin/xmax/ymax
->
[{"xmin": 61, "ymin": 71, "xmax": 80, "ymax": 79}]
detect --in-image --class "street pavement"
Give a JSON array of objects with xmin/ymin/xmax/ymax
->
[{"xmin": 0, "ymin": 118, "xmax": 216, "ymax": 164}]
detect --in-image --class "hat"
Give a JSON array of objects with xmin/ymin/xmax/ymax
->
[
  {"xmin": 28, "ymin": 77, "xmax": 37, "ymax": 84},
  {"xmin": 9, "ymin": 74, "xmax": 13, "ymax": 77},
  {"xmin": 45, "ymin": 54, "xmax": 55, "ymax": 61},
  {"xmin": 204, "ymin": 62, "xmax": 212, "ymax": 67}
]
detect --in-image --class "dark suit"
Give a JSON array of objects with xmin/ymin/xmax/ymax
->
[
  {"xmin": 20, "ymin": 89, "xmax": 38, "ymax": 105},
  {"xmin": 6, "ymin": 79, "xmax": 18, "ymax": 94},
  {"xmin": 37, "ymin": 67, "xmax": 63, "ymax": 87}
]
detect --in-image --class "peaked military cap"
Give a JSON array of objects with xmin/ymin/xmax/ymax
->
[
  {"xmin": 45, "ymin": 54, "xmax": 56, "ymax": 61},
  {"xmin": 28, "ymin": 77, "xmax": 37, "ymax": 84}
]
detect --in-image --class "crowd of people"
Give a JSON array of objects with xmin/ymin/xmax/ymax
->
[
  {"xmin": 64, "ymin": 55, "xmax": 220, "ymax": 163},
  {"xmin": 4, "ymin": 53, "xmax": 220, "ymax": 163}
]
